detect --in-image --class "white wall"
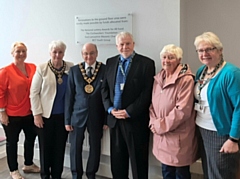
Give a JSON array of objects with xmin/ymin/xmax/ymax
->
[
  {"xmin": 181, "ymin": 0, "xmax": 240, "ymax": 73},
  {"xmin": 1, "ymin": 0, "xmax": 239, "ymax": 177},
  {"xmin": 0, "ymin": 0, "xmax": 180, "ymax": 74},
  {"xmin": 0, "ymin": 0, "xmax": 181, "ymax": 178}
]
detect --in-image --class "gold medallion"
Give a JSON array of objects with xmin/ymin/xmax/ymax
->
[
  {"xmin": 85, "ymin": 84, "xmax": 94, "ymax": 93},
  {"xmin": 48, "ymin": 60, "xmax": 66, "ymax": 85},
  {"xmin": 57, "ymin": 77, "xmax": 63, "ymax": 84}
]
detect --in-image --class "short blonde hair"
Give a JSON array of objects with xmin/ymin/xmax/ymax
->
[
  {"xmin": 160, "ymin": 44, "xmax": 183, "ymax": 60},
  {"xmin": 194, "ymin": 32, "xmax": 223, "ymax": 50},
  {"xmin": 115, "ymin": 32, "xmax": 134, "ymax": 45},
  {"xmin": 11, "ymin": 42, "xmax": 27, "ymax": 54},
  {"xmin": 49, "ymin": 40, "xmax": 66, "ymax": 52}
]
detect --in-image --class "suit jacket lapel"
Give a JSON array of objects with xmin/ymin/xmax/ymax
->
[
  {"xmin": 125, "ymin": 54, "xmax": 138, "ymax": 85},
  {"xmin": 109, "ymin": 56, "xmax": 120, "ymax": 93}
]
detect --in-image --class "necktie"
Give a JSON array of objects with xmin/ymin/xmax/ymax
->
[
  {"xmin": 87, "ymin": 66, "xmax": 93, "ymax": 78},
  {"xmin": 113, "ymin": 59, "xmax": 127, "ymax": 109}
]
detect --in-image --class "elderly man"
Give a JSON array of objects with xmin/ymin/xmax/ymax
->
[
  {"xmin": 65, "ymin": 43, "xmax": 107, "ymax": 179},
  {"xmin": 102, "ymin": 32, "xmax": 155, "ymax": 179}
]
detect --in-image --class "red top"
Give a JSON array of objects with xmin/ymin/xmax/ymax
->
[{"xmin": 0, "ymin": 63, "xmax": 36, "ymax": 116}]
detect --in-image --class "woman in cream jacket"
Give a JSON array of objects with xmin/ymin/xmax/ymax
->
[{"xmin": 30, "ymin": 40, "xmax": 74, "ymax": 179}]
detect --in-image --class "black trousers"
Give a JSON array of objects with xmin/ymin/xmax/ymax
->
[
  {"xmin": 36, "ymin": 114, "xmax": 68, "ymax": 179},
  {"xmin": 2, "ymin": 114, "xmax": 37, "ymax": 172},
  {"xmin": 110, "ymin": 120, "xmax": 149, "ymax": 179},
  {"xmin": 70, "ymin": 121, "xmax": 103, "ymax": 179}
]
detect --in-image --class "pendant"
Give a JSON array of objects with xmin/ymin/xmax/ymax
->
[
  {"xmin": 198, "ymin": 79, "xmax": 204, "ymax": 84},
  {"xmin": 57, "ymin": 77, "xmax": 63, "ymax": 84},
  {"xmin": 197, "ymin": 90, "xmax": 201, "ymax": 95},
  {"xmin": 84, "ymin": 84, "xmax": 94, "ymax": 93}
]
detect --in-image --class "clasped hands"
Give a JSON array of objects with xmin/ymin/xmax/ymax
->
[
  {"xmin": 111, "ymin": 109, "xmax": 128, "ymax": 119},
  {"xmin": 149, "ymin": 124, "xmax": 156, "ymax": 134}
]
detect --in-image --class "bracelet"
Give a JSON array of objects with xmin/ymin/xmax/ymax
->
[
  {"xmin": 229, "ymin": 137, "xmax": 239, "ymax": 143},
  {"xmin": 0, "ymin": 108, "xmax": 5, "ymax": 112}
]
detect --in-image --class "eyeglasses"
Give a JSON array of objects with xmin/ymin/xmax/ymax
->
[
  {"xmin": 196, "ymin": 47, "xmax": 216, "ymax": 54},
  {"xmin": 82, "ymin": 52, "xmax": 96, "ymax": 56}
]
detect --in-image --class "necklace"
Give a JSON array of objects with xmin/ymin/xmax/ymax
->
[
  {"xmin": 79, "ymin": 62, "xmax": 102, "ymax": 93},
  {"xmin": 197, "ymin": 58, "xmax": 224, "ymax": 103},
  {"xmin": 48, "ymin": 60, "xmax": 66, "ymax": 84},
  {"xmin": 205, "ymin": 58, "xmax": 224, "ymax": 75}
]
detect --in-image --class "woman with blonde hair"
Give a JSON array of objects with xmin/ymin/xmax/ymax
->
[
  {"xmin": 194, "ymin": 32, "xmax": 240, "ymax": 179},
  {"xmin": 0, "ymin": 42, "xmax": 40, "ymax": 179}
]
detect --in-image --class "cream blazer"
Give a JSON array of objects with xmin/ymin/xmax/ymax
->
[{"xmin": 30, "ymin": 61, "xmax": 74, "ymax": 118}]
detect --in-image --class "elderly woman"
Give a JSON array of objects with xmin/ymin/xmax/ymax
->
[
  {"xmin": 30, "ymin": 41, "xmax": 74, "ymax": 179},
  {"xmin": 0, "ymin": 42, "xmax": 40, "ymax": 179},
  {"xmin": 149, "ymin": 44, "xmax": 198, "ymax": 179},
  {"xmin": 194, "ymin": 32, "xmax": 240, "ymax": 179}
]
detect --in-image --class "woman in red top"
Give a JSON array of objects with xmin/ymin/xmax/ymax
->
[{"xmin": 0, "ymin": 42, "xmax": 40, "ymax": 179}]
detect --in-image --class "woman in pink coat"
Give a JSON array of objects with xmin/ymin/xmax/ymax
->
[{"xmin": 149, "ymin": 44, "xmax": 198, "ymax": 179}]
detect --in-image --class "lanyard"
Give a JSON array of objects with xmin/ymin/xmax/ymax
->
[
  {"xmin": 119, "ymin": 53, "xmax": 134, "ymax": 80},
  {"xmin": 197, "ymin": 58, "xmax": 224, "ymax": 102},
  {"xmin": 197, "ymin": 68, "xmax": 211, "ymax": 102}
]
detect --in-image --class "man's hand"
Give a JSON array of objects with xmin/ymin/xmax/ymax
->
[
  {"xmin": 103, "ymin": 125, "xmax": 108, "ymax": 130},
  {"xmin": 65, "ymin": 125, "xmax": 74, "ymax": 131},
  {"xmin": 111, "ymin": 109, "xmax": 128, "ymax": 119}
]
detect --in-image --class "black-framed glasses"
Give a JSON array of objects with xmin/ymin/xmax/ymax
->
[{"xmin": 196, "ymin": 47, "xmax": 217, "ymax": 54}]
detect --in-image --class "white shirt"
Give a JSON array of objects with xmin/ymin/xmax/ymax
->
[
  {"xmin": 194, "ymin": 82, "xmax": 217, "ymax": 131},
  {"xmin": 85, "ymin": 61, "xmax": 96, "ymax": 74}
]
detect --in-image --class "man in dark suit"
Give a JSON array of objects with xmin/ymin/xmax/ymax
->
[
  {"xmin": 101, "ymin": 32, "xmax": 155, "ymax": 179},
  {"xmin": 65, "ymin": 43, "xmax": 107, "ymax": 179}
]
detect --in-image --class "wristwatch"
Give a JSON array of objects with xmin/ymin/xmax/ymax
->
[
  {"xmin": 229, "ymin": 137, "xmax": 239, "ymax": 143},
  {"xmin": 0, "ymin": 108, "xmax": 5, "ymax": 112}
]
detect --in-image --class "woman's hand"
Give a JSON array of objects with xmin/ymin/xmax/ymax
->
[
  {"xmin": 220, "ymin": 139, "xmax": 239, "ymax": 153},
  {"xmin": 34, "ymin": 115, "xmax": 44, "ymax": 128},
  {"xmin": 149, "ymin": 124, "xmax": 156, "ymax": 134},
  {"xmin": 0, "ymin": 111, "xmax": 9, "ymax": 126}
]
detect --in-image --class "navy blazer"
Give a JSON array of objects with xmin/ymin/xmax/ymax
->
[
  {"xmin": 65, "ymin": 62, "xmax": 106, "ymax": 128},
  {"xmin": 101, "ymin": 53, "xmax": 155, "ymax": 132}
]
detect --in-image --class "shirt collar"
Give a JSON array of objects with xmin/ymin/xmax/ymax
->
[
  {"xmin": 120, "ymin": 51, "xmax": 135, "ymax": 62},
  {"xmin": 85, "ymin": 61, "xmax": 96, "ymax": 70}
]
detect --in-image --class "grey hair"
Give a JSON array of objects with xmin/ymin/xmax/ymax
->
[
  {"xmin": 160, "ymin": 44, "xmax": 183, "ymax": 60},
  {"xmin": 49, "ymin": 40, "xmax": 66, "ymax": 52},
  {"xmin": 115, "ymin": 32, "xmax": 134, "ymax": 45}
]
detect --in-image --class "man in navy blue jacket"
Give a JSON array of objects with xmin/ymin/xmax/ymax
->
[
  {"xmin": 101, "ymin": 32, "xmax": 155, "ymax": 179},
  {"xmin": 65, "ymin": 43, "xmax": 107, "ymax": 179}
]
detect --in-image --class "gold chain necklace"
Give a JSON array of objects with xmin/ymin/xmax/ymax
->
[
  {"xmin": 48, "ymin": 60, "xmax": 66, "ymax": 84},
  {"xmin": 79, "ymin": 62, "xmax": 101, "ymax": 93}
]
